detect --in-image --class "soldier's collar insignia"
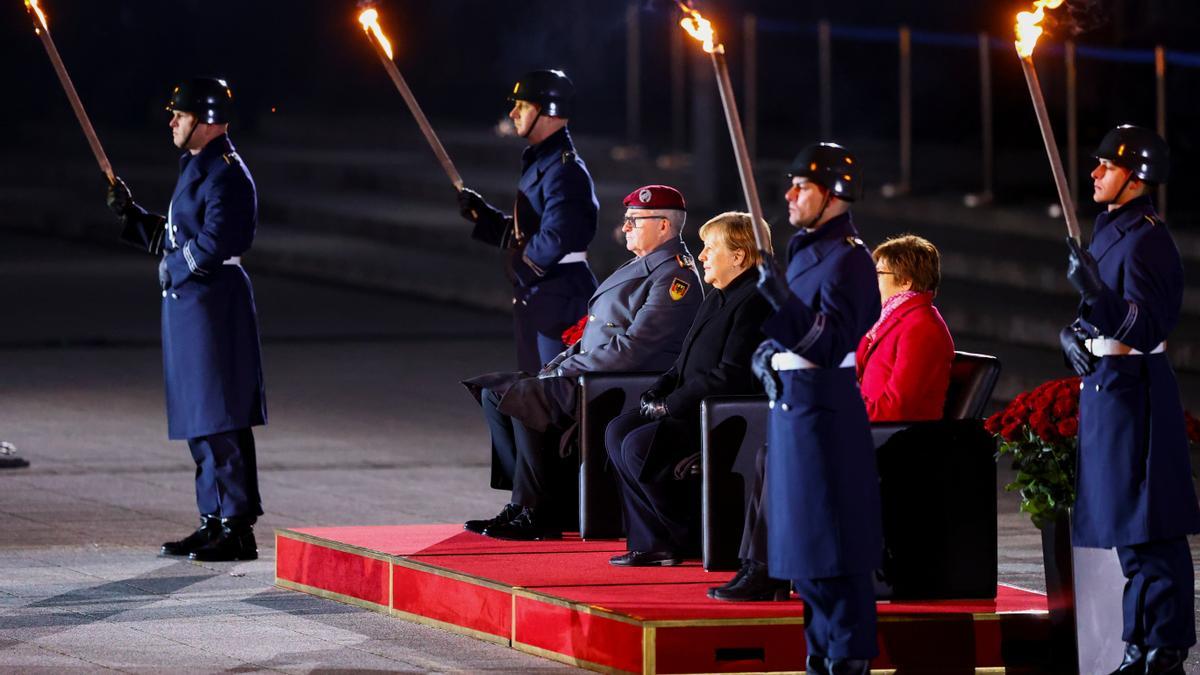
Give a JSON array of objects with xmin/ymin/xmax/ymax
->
[
  {"xmin": 845, "ymin": 236, "xmax": 865, "ymax": 247},
  {"xmin": 669, "ymin": 277, "xmax": 690, "ymax": 301},
  {"xmin": 675, "ymin": 254, "xmax": 693, "ymax": 268}
]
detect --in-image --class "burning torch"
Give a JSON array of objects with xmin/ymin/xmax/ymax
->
[
  {"xmin": 357, "ymin": 6, "xmax": 464, "ymax": 192},
  {"xmin": 23, "ymin": 0, "xmax": 114, "ymax": 185},
  {"xmin": 676, "ymin": 3, "xmax": 770, "ymax": 254},
  {"xmin": 1015, "ymin": 0, "xmax": 1082, "ymax": 244}
]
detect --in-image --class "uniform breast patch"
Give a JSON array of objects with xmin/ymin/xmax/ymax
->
[{"xmin": 669, "ymin": 277, "xmax": 690, "ymax": 301}]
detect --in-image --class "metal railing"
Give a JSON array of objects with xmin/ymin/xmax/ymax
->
[{"xmin": 625, "ymin": 7, "xmax": 1197, "ymax": 219}]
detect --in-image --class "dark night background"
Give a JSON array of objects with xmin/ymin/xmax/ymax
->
[{"xmin": 5, "ymin": 0, "xmax": 1200, "ymax": 202}]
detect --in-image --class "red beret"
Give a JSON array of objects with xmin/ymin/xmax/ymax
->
[{"xmin": 623, "ymin": 184, "xmax": 686, "ymax": 211}]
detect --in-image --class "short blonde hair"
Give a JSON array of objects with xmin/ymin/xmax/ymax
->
[{"xmin": 698, "ymin": 211, "xmax": 772, "ymax": 267}]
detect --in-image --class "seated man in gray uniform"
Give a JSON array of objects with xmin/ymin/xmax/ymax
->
[{"xmin": 463, "ymin": 185, "xmax": 703, "ymax": 541}]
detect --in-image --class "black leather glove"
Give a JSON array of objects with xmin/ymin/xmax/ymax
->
[
  {"xmin": 1066, "ymin": 236, "xmax": 1105, "ymax": 304},
  {"xmin": 457, "ymin": 187, "xmax": 505, "ymax": 225},
  {"xmin": 1059, "ymin": 325, "xmax": 1096, "ymax": 377},
  {"xmin": 756, "ymin": 253, "xmax": 789, "ymax": 311},
  {"xmin": 158, "ymin": 257, "xmax": 172, "ymax": 290},
  {"xmin": 751, "ymin": 342, "xmax": 783, "ymax": 401},
  {"xmin": 640, "ymin": 398, "xmax": 669, "ymax": 420},
  {"xmin": 106, "ymin": 177, "xmax": 135, "ymax": 220}
]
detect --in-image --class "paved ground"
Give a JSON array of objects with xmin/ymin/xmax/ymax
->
[{"xmin": 0, "ymin": 229, "xmax": 1193, "ymax": 672}]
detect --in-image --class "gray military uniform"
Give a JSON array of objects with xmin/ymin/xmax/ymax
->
[{"xmin": 546, "ymin": 238, "xmax": 703, "ymax": 378}]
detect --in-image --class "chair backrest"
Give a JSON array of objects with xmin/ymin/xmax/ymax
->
[{"xmin": 943, "ymin": 351, "xmax": 1002, "ymax": 420}]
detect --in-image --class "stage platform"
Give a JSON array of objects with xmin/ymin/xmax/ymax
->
[{"xmin": 275, "ymin": 524, "xmax": 1054, "ymax": 674}]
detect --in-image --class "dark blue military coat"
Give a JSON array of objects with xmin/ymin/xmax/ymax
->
[
  {"xmin": 760, "ymin": 213, "xmax": 883, "ymax": 580},
  {"xmin": 120, "ymin": 134, "xmax": 267, "ymax": 440},
  {"xmin": 472, "ymin": 127, "xmax": 598, "ymax": 373},
  {"xmin": 1072, "ymin": 195, "xmax": 1200, "ymax": 548}
]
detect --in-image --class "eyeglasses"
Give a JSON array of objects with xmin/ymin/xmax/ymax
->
[{"xmin": 623, "ymin": 216, "xmax": 665, "ymax": 230}]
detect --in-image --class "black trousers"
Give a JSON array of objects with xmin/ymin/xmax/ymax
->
[
  {"xmin": 605, "ymin": 411, "xmax": 698, "ymax": 553},
  {"xmin": 1117, "ymin": 537, "xmax": 1196, "ymax": 649},
  {"xmin": 738, "ymin": 444, "xmax": 769, "ymax": 563},
  {"xmin": 187, "ymin": 428, "xmax": 262, "ymax": 519},
  {"xmin": 793, "ymin": 574, "xmax": 879, "ymax": 661},
  {"xmin": 480, "ymin": 387, "xmax": 570, "ymax": 509}
]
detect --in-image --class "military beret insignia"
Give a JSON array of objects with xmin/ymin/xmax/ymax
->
[
  {"xmin": 669, "ymin": 277, "xmax": 690, "ymax": 301},
  {"xmin": 639, "ymin": 188, "xmax": 652, "ymax": 203}
]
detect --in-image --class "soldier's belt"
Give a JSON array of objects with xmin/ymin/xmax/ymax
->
[
  {"xmin": 1085, "ymin": 338, "xmax": 1165, "ymax": 357},
  {"xmin": 771, "ymin": 351, "xmax": 856, "ymax": 371},
  {"xmin": 558, "ymin": 252, "xmax": 587, "ymax": 264}
]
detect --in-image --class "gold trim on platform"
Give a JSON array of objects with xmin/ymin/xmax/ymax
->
[
  {"xmin": 512, "ymin": 587, "xmax": 644, "ymax": 627},
  {"xmin": 274, "ymin": 578, "xmax": 389, "ymax": 613},
  {"xmin": 392, "ymin": 554, "xmax": 515, "ymax": 593},
  {"xmin": 642, "ymin": 625, "xmax": 655, "ymax": 674},
  {"xmin": 275, "ymin": 528, "xmax": 393, "ymax": 562},
  {"xmin": 388, "ymin": 605, "xmax": 510, "ymax": 646},
  {"xmin": 646, "ymin": 615, "xmax": 807, "ymax": 628},
  {"xmin": 512, "ymin": 639, "xmax": 633, "ymax": 674}
]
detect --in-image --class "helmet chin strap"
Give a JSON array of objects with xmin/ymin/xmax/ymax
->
[
  {"xmin": 800, "ymin": 192, "xmax": 833, "ymax": 230},
  {"xmin": 1105, "ymin": 170, "xmax": 1136, "ymax": 206},
  {"xmin": 181, "ymin": 118, "xmax": 200, "ymax": 150},
  {"xmin": 519, "ymin": 105, "xmax": 543, "ymax": 140}
]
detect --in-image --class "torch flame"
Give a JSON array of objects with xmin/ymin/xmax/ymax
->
[
  {"xmin": 676, "ymin": 3, "xmax": 722, "ymax": 55},
  {"xmin": 24, "ymin": 0, "xmax": 48, "ymax": 33},
  {"xmin": 1014, "ymin": 0, "xmax": 1066, "ymax": 58},
  {"xmin": 358, "ymin": 7, "xmax": 394, "ymax": 60}
]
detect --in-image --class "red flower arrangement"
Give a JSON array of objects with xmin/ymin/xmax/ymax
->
[{"xmin": 988, "ymin": 376, "xmax": 1200, "ymax": 529}]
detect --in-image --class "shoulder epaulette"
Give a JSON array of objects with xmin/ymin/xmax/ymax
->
[
  {"xmin": 222, "ymin": 152, "xmax": 242, "ymax": 166},
  {"xmin": 676, "ymin": 253, "xmax": 694, "ymax": 268},
  {"xmin": 561, "ymin": 150, "xmax": 577, "ymax": 165},
  {"xmin": 1144, "ymin": 215, "xmax": 1163, "ymax": 227},
  {"xmin": 845, "ymin": 236, "xmax": 865, "ymax": 248}
]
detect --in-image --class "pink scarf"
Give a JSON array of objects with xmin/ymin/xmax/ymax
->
[{"xmin": 866, "ymin": 290, "xmax": 930, "ymax": 343}]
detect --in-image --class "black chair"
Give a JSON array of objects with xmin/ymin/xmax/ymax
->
[
  {"xmin": 576, "ymin": 372, "xmax": 658, "ymax": 539},
  {"xmin": 700, "ymin": 351, "xmax": 1002, "ymax": 599}
]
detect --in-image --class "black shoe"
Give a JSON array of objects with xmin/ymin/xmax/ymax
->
[
  {"xmin": 1110, "ymin": 643, "xmax": 1146, "ymax": 674},
  {"xmin": 465, "ymin": 503, "xmax": 522, "ymax": 534},
  {"xmin": 710, "ymin": 560, "xmax": 790, "ymax": 601},
  {"xmin": 0, "ymin": 441, "xmax": 29, "ymax": 469},
  {"xmin": 482, "ymin": 508, "xmax": 561, "ymax": 541},
  {"xmin": 708, "ymin": 559, "xmax": 754, "ymax": 598},
  {"xmin": 609, "ymin": 550, "xmax": 680, "ymax": 567},
  {"xmin": 161, "ymin": 515, "xmax": 221, "ymax": 556},
  {"xmin": 805, "ymin": 655, "xmax": 830, "ymax": 675},
  {"xmin": 188, "ymin": 517, "xmax": 258, "ymax": 562},
  {"xmin": 826, "ymin": 658, "xmax": 870, "ymax": 675},
  {"xmin": 1145, "ymin": 647, "xmax": 1187, "ymax": 674}
]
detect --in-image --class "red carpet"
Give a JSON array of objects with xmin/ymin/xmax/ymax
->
[{"xmin": 276, "ymin": 524, "xmax": 1052, "ymax": 673}]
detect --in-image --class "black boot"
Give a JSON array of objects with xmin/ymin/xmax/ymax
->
[
  {"xmin": 1145, "ymin": 647, "xmax": 1187, "ymax": 674},
  {"xmin": 465, "ymin": 503, "xmax": 522, "ymax": 534},
  {"xmin": 805, "ymin": 654, "xmax": 830, "ymax": 675},
  {"xmin": 826, "ymin": 658, "xmax": 870, "ymax": 675},
  {"xmin": 189, "ymin": 516, "xmax": 258, "ymax": 562},
  {"xmin": 1110, "ymin": 643, "xmax": 1146, "ymax": 674},
  {"xmin": 708, "ymin": 560, "xmax": 753, "ymax": 599},
  {"xmin": 161, "ymin": 515, "xmax": 221, "ymax": 556},
  {"xmin": 482, "ymin": 507, "xmax": 561, "ymax": 541},
  {"xmin": 709, "ymin": 560, "xmax": 791, "ymax": 602}
]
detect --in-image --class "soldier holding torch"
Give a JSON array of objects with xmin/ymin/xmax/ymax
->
[{"xmin": 456, "ymin": 69, "xmax": 599, "ymax": 374}]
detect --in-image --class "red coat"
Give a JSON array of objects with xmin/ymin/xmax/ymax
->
[{"xmin": 855, "ymin": 293, "xmax": 954, "ymax": 422}]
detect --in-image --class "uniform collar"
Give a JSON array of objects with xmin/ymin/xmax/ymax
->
[
  {"xmin": 636, "ymin": 237, "xmax": 686, "ymax": 273},
  {"xmin": 714, "ymin": 265, "xmax": 755, "ymax": 303},
  {"xmin": 179, "ymin": 133, "xmax": 234, "ymax": 172},
  {"xmin": 788, "ymin": 211, "xmax": 857, "ymax": 255},
  {"xmin": 1096, "ymin": 194, "xmax": 1155, "ymax": 234},
  {"xmin": 522, "ymin": 126, "xmax": 572, "ymax": 169}
]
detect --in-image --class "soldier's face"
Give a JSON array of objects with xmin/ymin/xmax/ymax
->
[
  {"xmin": 786, "ymin": 177, "xmax": 826, "ymax": 228},
  {"xmin": 1091, "ymin": 159, "xmax": 1140, "ymax": 206},
  {"xmin": 169, "ymin": 111, "xmax": 198, "ymax": 149},
  {"xmin": 509, "ymin": 100, "xmax": 540, "ymax": 138},
  {"xmin": 622, "ymin": 209, "xmax": 668, "ymax": 257}
]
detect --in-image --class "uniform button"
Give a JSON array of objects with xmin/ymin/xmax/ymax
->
[
  {"xmin": 1095, "ymin": 384, "xmax": 1101, "ymax": 392},
  {"xmin": 580, "ymin": 348, "xmax": 587, "ymax": 354},
  {"xmin": 605, "ymin": 322, "xmax": 616, "ymax": 327},
  {"xmin": 768, "ymin": 400, "xmax": 775, "ymax": 410},
  {"xmin": 781, "ymin": 403, "xmax": 791, "ymax": 412},
  {"xmin": 589, "ymin": 315, "xmax": 596, "ymax": 322},
  {"xmin": 171, "ymin": 292, "xmax": 179, "ymax": 299},
  {"xmin": 512, "ymin": 299, "xmax": 517, "ymax": 305},
  {"xmin": 161, "ymin": 290, "xmax": 167, "ymax": 298}
]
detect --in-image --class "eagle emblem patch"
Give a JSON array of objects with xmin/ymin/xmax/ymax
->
[{"xmin": 669, "ymin": 277, "xmax": 690, "ymax": 301}]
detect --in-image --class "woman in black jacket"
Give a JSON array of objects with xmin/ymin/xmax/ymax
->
[{"xmin": 605, "ymin": 211, "xmax": 773, "ymax": 566}]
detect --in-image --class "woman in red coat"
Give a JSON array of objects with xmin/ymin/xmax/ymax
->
[{"xmin": 856, "ymin": 235, "xmax": 954, "ymax": 422}]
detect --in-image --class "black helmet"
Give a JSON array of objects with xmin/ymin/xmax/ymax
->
[
  {"xmin": 507, "ymin": 69, "xmax": 574, "ymax": 118},
  {"xmin": 786, "ymin": 142, "xmax": 862, "ymax": 202},
  {"xmin": 1092, "ymin": 124, "xmax": 1169, "ymax": 185},
  {"xmin": 166, "ymin": 77, "xmax": 233, "ymax": 124}
]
